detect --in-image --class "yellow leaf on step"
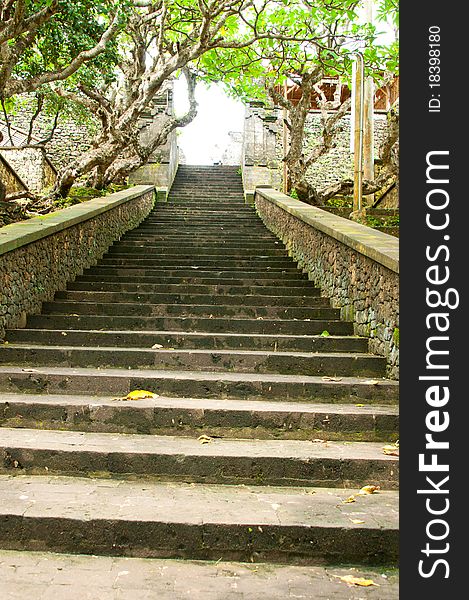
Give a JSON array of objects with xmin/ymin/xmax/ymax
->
[
  {"xmin": 198, "ymin": 435, "xmax": 213, "ymax": 444},
  {"xmin": 124, "ymin": 390, "xmax": 158, "ymax": 401},
  {"xmin": 383, "ymin": 444, "xmax": 400, "ymax": 456},
  {"xmin": 343, "ymin": 495, "xmax": 356, "ymax": 503},
  {"xmin": 335, "ymin": 575, "xmax": 379, "ymax": 587},
  {"xmin": 350, "ymin": 519, "xmax": 365, "ymax": 524},
  {"xmin": 357, "ymin": 485, "xmax": 380, "ymax": 495}
]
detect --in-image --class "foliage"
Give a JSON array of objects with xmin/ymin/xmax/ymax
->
[{"xmin": 0, "ymin": 0, "xmax": 125, "ymax": 98}]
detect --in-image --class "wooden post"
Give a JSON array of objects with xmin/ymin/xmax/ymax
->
[
  {"xmin": 363, "ymin": 0, "xmax": 375, "ymax": 206},
  {"xmin": 353, "ymin": 55, "xmax": 364, "ymax": 214},
  {"xmin": 282, "ymin": 81, "xmax": 289, "ymax": 194}
]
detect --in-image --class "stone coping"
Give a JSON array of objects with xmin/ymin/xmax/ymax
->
[
  {"xmin": 0, "ymin": 185, "xmax": 155, "ymax": 257},
  {"xmin": 255, "ymin": 187, "xmax": 399, "ymax": 274}
]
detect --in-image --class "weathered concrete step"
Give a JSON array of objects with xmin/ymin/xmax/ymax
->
[
  {"xmin": 121, "ymin": 230, "xmax": 283, "ymax": 246},
  {"xmin": 122, "ymin": 228, "xmax": 280, "ymax": 241},
  {"xmin": 122, "ymin": 234, "xmax": 280, "ymax": 243},
  {"xmin": 91, "ymin": 266, "xmax": 306, "ymax": 281},
  {"xmin": 0, "ymin": 345, "xmax": 385, "ymax": 378},
  {"xmin": 97, "ymin": 262, "xmax": 302, "ymax": 277},
  {"xmin": 169, "ymin": 188, "xmax": 244, "ymax": 193},
  {"xmin": 25, "ymin": 314, "xmax": 354, "ymax": 336},
  {"xmin": 144, "ymin": 219, "xmax": 258, "ymax": 227},
  {"xmin": 146, "ymin": 215, "xmax": 257, "ymax": 222},
  {"xmin": 143, "ymin": 219, "xmax": 263, "ymax": 226},
  {"xmin": 66, "ymin": 281, "xmax": 322, "ymax": 297},
  {"xmin": 151, "ymin": 213, "xmax": 256, "ymax": 220},
  {"xmin": 42, "ymin": 301, "xmax": 338, "ymax": 321},
  {"xmin": 103, "ymin": 251, "xmax": 295, "ymax": 264},
  {"xmin": 169, "ymin": 186, "xmax": 244, "ymax": 190},
  {"xmin": 156, "ymin": 202, "xmax": 245, "ymax": 207},
  {"xmin": 6, "ymin": 329, "xmax": 369, "ymax": 353},
  {"xmin": 0, "ymin": 393, "xmax": 398, "ymax": 441},
  {"xmin": 96, "ymin": 257, "xmax": 297, "ymax": 269},
  {"xmin": 154, "ymin": 207, "xmax": 255, "ymax": 214},
  {"xmin": 109, "ymin": 244, "xmax": 288, "ymax": 256},
  {"xmin": 169, "ymin": 184, "xmax": 244, "ymax": 188},
  {"xmin": 76, "ymin": 275, "xmax": 313, "ymax": 288},
  {"xmin": 139, "ymin": 219, "xmax": 265, "ymax": 229},
  {"xmin": 0, "ymin": 428, "xmax": 398, "ymax": 488},
  {"xmin": 54, "ymin": 290, "xmax": 327, "ymax": 308},
  {"xmin": 0, "ymin": 366, "xmax": 398, "ymax": 403},
  {"xmin": 0, "ymin": 475, "xmax": 399, "ymax": 565},
  {"xmin": 0, "ymin": 551, "xmax": 400, "ymax": 600},
  {"xmin": 167, "ymin": 201, "xmax": 248, "ymax": 207},
  {"xmin": 96, "ymin": 261, "xmax": 303, "ymax": 275}
]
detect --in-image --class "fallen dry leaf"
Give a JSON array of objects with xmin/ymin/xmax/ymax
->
[
  {"xmin": 383, "ymin": 443, "xmax": 400, "ymax": 456},
  {"xmin": 363, "ymin": 379, "xmax": 380, "ymax": 385},
  {"xmin": 198, "ymin": 434, "xmax": 213, "ymax": 444},
  {"xmin": 357, "ymin": 485, "xmax": 381, "ymax": 496},
  {"xmin": 334, "ymin": 575, "xmax": 379, "ymax": 587},
  {"xmin": 322, "ymin": 376, "xmax": 343, "ymax": 382},
  {"xmin": 343, "ymin": 495, "xmax": 356, "ymax": 504},
  {"xmin": 152, "ymin": 344, "xmax": 164, "ymax": 349},
  {"xmin": 21, "ymin": 368, "xmax": 39, "ymax": 373},
  {"xmin": 355, "ymin": 404, "xmax": 365, "ymax": 407},
  {"xmin": 350, "ymin": 519, "xmax": 365, "ymax": 524},
  {"xmin": 115, "ymin": 390, "xmax": 159, "ymax": 401}
]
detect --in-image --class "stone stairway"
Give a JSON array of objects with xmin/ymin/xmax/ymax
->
[{"xmin": 0, "ymin": 165, "xmax": 399, "ymax": 595}]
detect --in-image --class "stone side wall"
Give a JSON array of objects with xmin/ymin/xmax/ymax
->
[
  {"xmin": 302, "ymin": 112, "xmax": 388, "ymax": 190},
  {"xmin": 242, "ymin": 104, "xmax": 390, "ymax": 197},
  {"xmin": 0, "ymin": 186, "xmax": 154, "ymax": 338},
  {"xmin": 0, "ymin": 147, "xmax": 57, "ymax": 192},
  {"xmin": 0, "ymin": 155, "xmax": 27, "ymax": 195},
  {"xmin": 255, "ymin": 189, "xmax": 399, "ymax": 379},
  {"xmin": 128, "ymin": 129, "xmax": 179, "ymax": 200},
  {"xmin": 5, "ymin": 99, "xmax": 95, "ymax": 170}
]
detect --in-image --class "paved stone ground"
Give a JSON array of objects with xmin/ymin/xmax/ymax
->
[{"xmin": 0, "ymin": 551, "xmax": 399, "ymax": 599}]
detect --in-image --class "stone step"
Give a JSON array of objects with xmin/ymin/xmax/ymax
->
[
  {"xmin": 54, "ymin": 290, "xmax": 327, "ymax": 308},
  {"xmin": 0, "ymin": 428, "xmax": 398, "ymax": 488},
  {"xmin": 90, "ymin": 266, "xmax": 306, "ymax": 281},
  {"xmin": 122, "ymin": 234, "xmax": 280, "ymax": 242},
  {"xmin": 96, "ymin": 262, "xmax": 303, "ymax": 277},
  {"xmin": 25, "ymin": 314, "xmax": 354, "ymax": 336},
  {"xmin": 120, "ymin": 237, "xmax": 280, "ymax": 248},
  {"xmin": 139, "ymin": 225, "xmax": 271, "ymax": 233},
  {"xmin": 0, "ymin": 475, "xmax": 399, "ymax": 565},
  {"xmin": 166, "ymin": 199, "xmax": 246, "ymax": 205},
  {"xmin": 0, "ymin": 345, "xmax": 386, "ymax": 378},
  {"xmin": 108, "ymin": 244, "xmax": 288, "ymax": 256},
  {"xmin": 103, "ymin": 251, "xmax": 295, "ymax": 264},
  {"xmin": 145, "ymin": 220, "xmax": 259, "ymax": 227},
  {"xmin": 0, "ymin": 393, "xmax": 398, "ymax": 441},
  {"xmin": 0, "ymin": 550, "xmax": 400, "ymax": 599},
  {"xmin": 157, "ymin": 202, "xmax": 248, "ymax": 206},
  {"xmin": 66, "ymin": 281, "xmax": 322, "ymax": 297},
  {"xmin": 76, "ymin": 274, "xmax": 312, "ymax": 287},
  {"xmin": 146, "ymin": 214, "xmax": 256, "ymax": 221},
  {"xmin": 100, "ymin": 254, "xmax": 296, "ymax": 266},
  {"xmin": 105, "ymin": 247, "xmax": 296, "ymax": 258},
  {"xmin": 6, "ymin": 329, "xmax": 369, "ymax": 353},
  {"xmin": 41, "ymin": 301, "xmax": 339, "ymax": 321},
  {"xmin": 153, "ymin": 207, "xmax": 255, "ymax": 213},
  {"xmin": 166, "ymin": 200, "xmax": 248, "ymax": 206},
  {"xmin": 0, "ymin": 366, "xmax": 398, "ymax": 403}
]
